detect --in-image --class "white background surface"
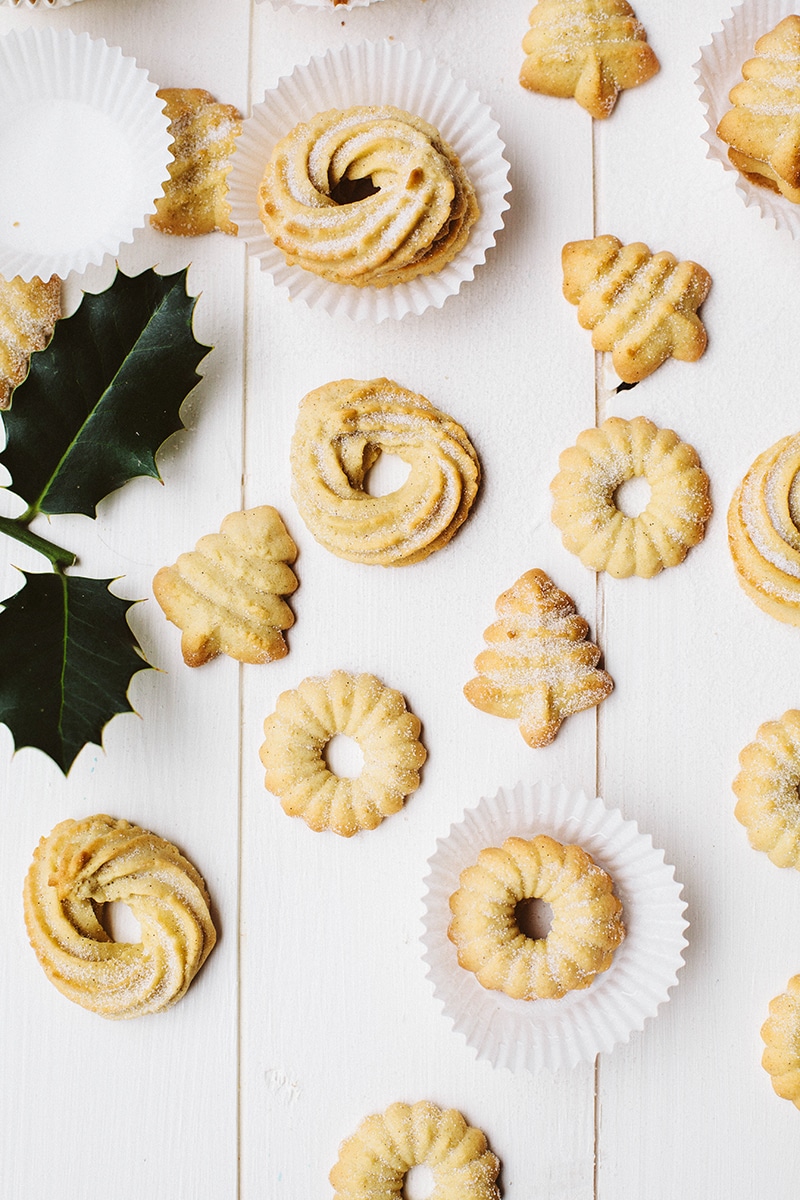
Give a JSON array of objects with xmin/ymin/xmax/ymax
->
[{"xmin": 1, "ymin": 1, "xmax": 799, "ymax": 1197}]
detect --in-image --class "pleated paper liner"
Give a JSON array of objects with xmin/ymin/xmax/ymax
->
[
  {"xmin": 1, "ymin": 0, "xmax": 85, "ymax": 6},
  {"xmin": 421, "ymin": 782, "xmax": 688, "ymax": 1074},
  {"xmin": 696, "ymin": 0, "xmax": 800, "ymax": 237},
  {"xmin": 0, "ymin": 28, "xmax": 170, "ymax": 282},
  {"xmin": 227, "ymin": 39, "xmax": 511, "ymax": 322}
]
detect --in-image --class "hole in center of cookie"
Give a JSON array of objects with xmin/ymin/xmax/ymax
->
[
  {"xmin": 363, "ymin": 451, "xmax": 412, "ymax": 497},
  {"xmin": 330, "ymin": 174, "xmax": 380, "ymax": 205},
  {"xmin": 325, "ymin": 734, "xmax": 364, "ymax": 779},
  {"xmin": 404, "ymin": 1164, "xmax": 435, "ymax": 1200},
  {"xmin": 614, "ymin": 476, "xmax": 651, "ymax": 517},
  {"xmin": 101, "ymin": 900, "xmax": 142, "ymax": 945},
  {"xmin": 515, "ymin": 897, "xmax": 553, "ymax": 940}
]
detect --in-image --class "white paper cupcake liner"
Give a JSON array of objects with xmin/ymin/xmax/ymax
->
[
  {"xmin": 1, "ymin": 0, "xmax": 85, "ymax": 8},
  {"xmin": 696, "ymin": 0, "xmax": 800, "ymax": 237},
  {"xmin": 228, "ymin": 40, "xmax": 511, "ymax": 322},
  {"xmin": 421, "ymin": 782, "xmax": 688, "ymax": 1074},
  {"xmin": 0, "ymin": 28, "xmax": 170, "ymax": 282}
]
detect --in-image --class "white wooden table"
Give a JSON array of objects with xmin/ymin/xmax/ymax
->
[{"xmin": 2, "ymin": 1, "xmax": 799, "ymax": 1196}]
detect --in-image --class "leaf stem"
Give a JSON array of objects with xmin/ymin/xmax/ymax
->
[{"xmin": 0, "ymin": 514, "xmax": 76, "ymax": 570}]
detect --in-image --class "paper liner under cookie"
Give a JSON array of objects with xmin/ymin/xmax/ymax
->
[
  {"xmin": 228, "ymin": 40, "xmax": 511, "ymax": 322},
  {"xmin": 696, "ymin": 0, "xmax": 800, "ymax": 238},
  {"xmin": 421, "ymin": 782, "xmax": 688, "ymax": 1073},
  {"xmin": 0, "ymin": 28, "xmax": 170, "ymax": 282}
]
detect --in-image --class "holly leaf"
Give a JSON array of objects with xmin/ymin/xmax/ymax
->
[
  {"xmin": 0, "ymin": 571, "xmax": 148, "ymax": 774},
  {"xmin": 1, "ymin": 266, "xmax": 210, "ymax": 518}
]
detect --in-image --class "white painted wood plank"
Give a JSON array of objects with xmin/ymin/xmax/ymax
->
[
  {"xmin": 593, "ymin": 2, "xmax": 800, "ymax": 1197},
  {"xmin": 0, "ymin": 2, "xmax": 249, "ymax": 1198},
  {"xmin": 240, "ymin": 3, "xmax": 597, "ymax": 1198}
]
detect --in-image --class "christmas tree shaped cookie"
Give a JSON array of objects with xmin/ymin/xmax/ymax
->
[
  {"xmin": 153, "ymin": 505, "xmax": 298, "ymax": 666},
  {"xmin": 562, "ymin": 234, "xmax": 711, "ymax": 383},
  {"xmin": 717, "ymin": 16, "xmax": 800, "ymax": 203},
  {"xmin": 520, "ymin": 0, "xmax": 659, "ymax": 119},
  {"xmin": 464, "ymin": 569, "xmax": 613, "ymax": 748},
  {"xmin": 0, "ymin": 273, "xmax": 60, "ymax": 408}
]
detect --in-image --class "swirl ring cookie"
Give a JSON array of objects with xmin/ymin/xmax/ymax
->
[
  {"xmin": 550, "ymin": 415, "xmax": 712, "ymax": 578},
  {"xmin": 732, "ymin": 710, "xmax": 800, "ymax": 870},
  {"xmin": 258, "ymin": 105, "xmax": 479, "ymax": 287},
  {"xmin": 762, "ymin": 976, "xmax": 800, "ymax": 1108},
  {"xmin": 291, "ymin": 378, "xmax": 481, "ymax": 566},
  {"xmin": 330, "ymin": 1101, "xmax": 500, "ymax": 1200},
  {"xmin": 260, "ymin": 670, "xmax": 426, "ymax": 837},
  {"xmin": 448, "ymin": 834, "xmax": 625, "ymax": 1001},
  {"xmin": 23, "ymin": 815, "xmax": 216, "ymax": 1019},
  {"xmin": 728, "ymin": 433, "xmax": 800, "ymax": 625}
]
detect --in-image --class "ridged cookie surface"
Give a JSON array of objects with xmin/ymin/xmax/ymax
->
[
  {"xmin": 464, "ymin": 569, "xmax": 613, "ymax": 748},
  {"xmin": 153, "ymin": 505, "xmax": 298, "ymax": 666},
  {"xmin": 520, "ymin": 0, "xmax": 659, "ymax": 119},
  {"xmin": 0, "ymin": 273, "xmax": 60, "ymax": 407},
  {"xmin": 330, "ymin": 1101, "xmax": 500, "ymax": 1200},
  {"xmin": 258, "ymin": 105, "xmax": 479, "ymax": 287},
  {"xmin": 717, "ymin": 17, "xmax": 800, "ymax": 202},
  {"xmin": 291, "ymin": 377, "xmax": 480, "ymax": 566},
  {"xmin": 23, "ymin": 814, "xmax": 216, "ymax": 1019},
  {"xmin": 733, "ymin": 709, "xmax": 800, "ymax": 870},
  {"xmin": 152, "ymin": 87, "xmax": 241, "ymax": 236},
  {"xmin": 562, "ymin": 234, "xmax": 711, "ymax": 382},
  {"xmin": 728, "ymin": 433, "xmax": 800, "ymax": 626}
]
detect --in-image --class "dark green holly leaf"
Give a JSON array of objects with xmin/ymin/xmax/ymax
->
[
  {"xmin": 0, "ymin": 571, "xmax": 149, "ymax": 774},
  {"xmin": 1, "ymin": 266, "xmax": 210, "ymax": 518}
]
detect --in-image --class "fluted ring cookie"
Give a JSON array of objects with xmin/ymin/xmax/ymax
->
[
  {"xmin": 258, "ymin": 105, "xmax": 479, "ymax": 287},
  {"xmin": 291, "ymin": 378, "xmax": 480, "ymax": 566},
  {"xmin": 550, "ymin": 415, "xmax": 712, "ymax": 578},
  {"xmin": 260, "ymin": 670, "xmax": 426, "ymax": 837},
  {"xmin": 762, "ymin": 976, "xmax": 800, "ymax": 1108},
  {"xmin": 330, "ymin": 1101, "xmax": 500, "ymax": 1200},
  {"xmin": 23, "ymin": 814, "xmax": 216, "ymax": 1019},
  {"xmin": 733, "ymin": 710, "xmax": 800, "ymax": 870},
  {"xmin": 448, "ymin": 834, "xmax": 625, "ymax": 1000},
  {"xmin": 728, "ymin": 433, "xmax": 800, "ymax": 625}
]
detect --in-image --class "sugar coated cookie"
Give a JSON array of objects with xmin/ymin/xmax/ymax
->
[
  {"xmin": 550, "ymin": 416, "xmax": 712, "ymax": 578},
  {"xmin": 23, "ymin": 814, "xmax": 216, "ymax": 1019},
  {"xmin": 520, "ymin": 0, "xmax": 659, "ymax": 119},
  {"xmin": 464, "ymin": 569, "xmax": 613, "ymax": 748},
  {"xmin": 448, "ymin": 834, "xmax": 625, "ymax": 1001},
  {"xmin": 762, "ymin": 977, "xmax": 800, "ymax": 1108},
  {"xmin": 152, "ymin": 87, "xmax": 242, "ymax": 236},
  {"xmin": 0, "ymin": 273, "xmax": 61, "ymax": 408},
  {"xmin": 733, "ymin": 710, "xmax": 800, "ymax": 870},
  {"xmin": 258, "ymin": 106, "xmax": 479, "ymax": 287},
  {"xmin": 260, "ymin": 670, "xmax": 426, "ymax": 837},
  {"xmin": 290, "ymin": 378, "xmax": 480, "ymax": 566},
  {"xmin": 562, "ymin": 234, "xmax": 711, "ymax": 382},
  {"xmin": 153, "ymin": 505, "xmax": 298, "ymax": 667},
  {"xmin": 728, "ymin": 433, "xmax": 800, "ymax": 626},
  {"xmin": 330, "ymin": 1101, "xmax": 500, "ymax": 1200},
  {"xmin": 717, "ymin": 17, "xmax": 800, "ymax": 203}
]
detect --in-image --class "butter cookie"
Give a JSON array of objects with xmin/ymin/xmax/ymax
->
[
  {"xmin": 330, "ymin": 1101, "xmax": 500, "ymax": 1200},
  {"xmin": 448, "ymin": 834, "xmax": 625, "ymax": 1001},
  {"xmin": 290, "ymin": 378, "xmax": 480, "ymax": 566},
  {"xmin": 762, "ymin": 977, "xmax": 800, "ymax": 1108},
  {"xmin": 153, "ymin": 505, "xmax": 298, "ymax": 666},
  {"xmin": 717, "ymin": 17, "xmax": 800, "ymax": 203},
  {"xmin": 733, "ymin": 710, "xmax": 800, "ymax": 870},
  {"xmin": 464, "ymin": 569, "xmax": 612, "ymax": 748},
  {"xmin": 258, "ymin": 105, "xmax": 479, "ymax": 287},
  {"xmin": 260, "ymin": 670, "xmax": 426, "ymax": 837},
  {"xmin": 551, "ymin": 416, "xmax": 712, "ymax": 578},
  {"xmin": 23, "ymin": 814, "xmax": 216, "ymax": 1019},
  {"xmin": 562, "ymin": 234, "xmax": 711, "ymax": 383},
  {"xmin": 0, "ymin": 273, "xmax": 60, "ymax": 408},
  {"xmin": 520, "ymin": 0, "xmax": 659, "ymax": 119},
  {"xmin": 152, "ymin": 87, "xmax": 241, "ymax": 236},
  {"xmin": 728, "ymin": 433, "xmax": 800, "ymax": 626}
]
